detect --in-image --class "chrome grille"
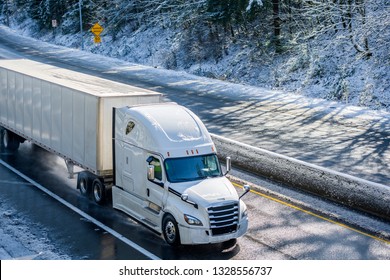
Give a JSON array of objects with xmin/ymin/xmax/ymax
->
[{"xmin": 208, "ymin": 202, "xmax": 239, "ymax": 236}]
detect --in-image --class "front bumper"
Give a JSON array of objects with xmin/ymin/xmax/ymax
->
[{"xmin": 178, "ymin": 217, "xmax": 248, "ymax": 245}]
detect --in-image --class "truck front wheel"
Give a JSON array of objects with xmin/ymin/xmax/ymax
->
[
  {"xmin": 162, "ymin": 214, "xmax": 181, "ymax": 246},
  {"xmin": 92, "ymin": 178, "xmax": 106, "ymax": 205}
]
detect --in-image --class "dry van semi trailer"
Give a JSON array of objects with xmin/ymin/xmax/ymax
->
[{"xmin": 0, "ymin": 59, "xmax": 249, "ymax": 246}]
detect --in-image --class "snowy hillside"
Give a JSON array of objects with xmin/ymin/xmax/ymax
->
[{"xmin": 1, "ymin": 0, "xmax": 389, "ymax": 111}]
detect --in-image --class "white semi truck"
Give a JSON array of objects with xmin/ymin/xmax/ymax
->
[{"xmin": 0, "ymin": 59, "xmax": 249, "ymax": 246}]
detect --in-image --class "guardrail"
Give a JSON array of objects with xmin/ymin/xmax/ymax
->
[{"xmin": 211, "ymin": 134, "xmax": 390, "ymax": 221}]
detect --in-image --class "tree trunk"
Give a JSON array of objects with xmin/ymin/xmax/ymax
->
[{"xmin": 273, "ymin": 0, "xmax": 282, "ymax": 52}]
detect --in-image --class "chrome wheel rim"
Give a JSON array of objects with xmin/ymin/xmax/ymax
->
[{"xmin": 165, "ymin": 221, "xmax": 176, "ymax": 242}]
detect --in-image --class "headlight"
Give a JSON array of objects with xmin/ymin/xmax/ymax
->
[{"xmin": 184, "ymin": 214, "xmax": 203, "ymax": 226}]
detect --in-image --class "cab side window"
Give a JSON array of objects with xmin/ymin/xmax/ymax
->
[
  {"xmin": 148, "ymin": 156, "xmax": 162, "ymax": 181},
  {"xmin": 125, "ymin": 121, "xmax": 135, "ymax": 135}
]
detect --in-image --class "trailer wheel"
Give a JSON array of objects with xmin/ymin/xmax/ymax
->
[
  {"xmin": 2, "ymin": 129, "xmax": 20, "ymax": 151},
  {"xmin": 92, "ymin": 178, "xmax": 106, "ymax": 205},
  {"xmin": 77, "ymin": 172, "xmax": 91, "ymax": 197},
  {"xmin": 162, "ymin": 214, "xmax": 181, "ymax": 246},
  {"xmin": 0, "ymin": 127, "xmax": 3, "ymax": 148}
]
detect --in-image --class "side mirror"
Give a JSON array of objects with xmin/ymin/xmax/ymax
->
[
  {"xmin": 225, "ymin": 156, "xmax": 232, "ymax": 175},
  {"xmin": 147, "ymin": 165, "xmax": 155, "ymax": 181},
  {"xmin": 239, "ymin": 185, "xmax": 250, "ymax": 199}
]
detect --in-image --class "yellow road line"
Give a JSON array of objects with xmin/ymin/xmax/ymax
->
[{"xmin": 233, "ymin": 182, "xmax": 390, "ymax": 245}]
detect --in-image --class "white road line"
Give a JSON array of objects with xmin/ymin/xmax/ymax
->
[
  {"xmin": 0, "ymin": 180, "xmax": 34, "ymax": 186},
  {"xmin": 0, "ymin": 159, "xmax": 161, "ymax": 260}
]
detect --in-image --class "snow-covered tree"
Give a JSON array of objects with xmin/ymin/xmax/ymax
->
[{"xmin": 294, "ymin": 0, "xmax": 384, "ymax": 58}]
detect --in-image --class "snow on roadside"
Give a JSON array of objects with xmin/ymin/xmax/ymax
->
[{"xmin": 0, "ymin": 197, "xmax": 69, "ymax": 260}]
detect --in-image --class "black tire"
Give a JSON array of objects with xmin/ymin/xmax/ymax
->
[
  {"xmin": 2, "ymin": 129, "xmax": 20, "ymax": 151},
  {"xmin": 0, "ymin": 127, "xmax": 4, "ymax": 148},
  {"xmin": 92, "ymin": 178, "xmax": 106, "ymax": 205},
  {"xmin": 222, "ymin": 238, "xmax": 237, "ymax": 250},
  {"xmin": 162, "ymin": 214, "xmax": 181, "ymax": 246},
  {"xmin": 77, "ymin": 172, "xmax": 91, "ymax": 197}
]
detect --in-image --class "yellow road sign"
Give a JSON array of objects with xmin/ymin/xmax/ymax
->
[
  {"xmin": 94, "ymin": 35, "xmax": 101, "ymax": 44},
  {"xmin": 91, "ymin": 22, "xmax": 103, "ymax": 36}
]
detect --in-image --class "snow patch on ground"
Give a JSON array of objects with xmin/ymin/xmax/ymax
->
[{"xmin": 0, "ymin": 198, "xmax": 70, "ymax": 260}]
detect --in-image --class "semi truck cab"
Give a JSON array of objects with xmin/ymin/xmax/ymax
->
[{"xmin": 112, "ymin": 104, "xmax": 249, "ymax": 245}]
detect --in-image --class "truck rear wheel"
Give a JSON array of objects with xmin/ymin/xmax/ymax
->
[
  {"xmin": 162, "ymin": 214, "xmax": 181, "ymax": 246},
  {"xmin": 77, "ymin": 172, "xmax": 91, "ymax": 197},
  {"xmin": 2, "ymin": 129, "xmax": 20, "ymax": 151},
  {"xmin": 92, "ymin": 178, "xmax": 106, "ymax": 205}
]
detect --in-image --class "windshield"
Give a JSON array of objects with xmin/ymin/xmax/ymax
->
[{"xmin": 165, "ymin": 154, "xmax": 222, "ymax": 183}]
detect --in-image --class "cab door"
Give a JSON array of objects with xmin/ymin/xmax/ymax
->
[{"xmin": 145, "ymin": 155, "xmax": 167, "ymax": 214}]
